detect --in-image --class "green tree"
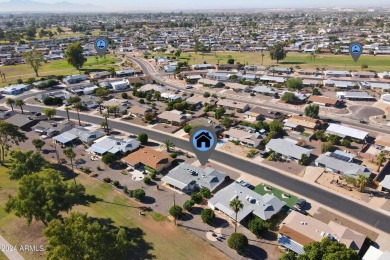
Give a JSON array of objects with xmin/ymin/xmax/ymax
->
[
  {"xmin": 313, "ymin": 88, "xmax": 321, "ymax": 95},
  {"xmin": 230, "ymin": 198, "xmax": 244, "ymax": 233},
  {"xmin": 121, "ymin": 92, "xmax": 128, "ymax": 99},
  {"xmin": 356, "ymin": 174, "xmax": 369, "ymax": 192},
  {"xmin": 279, "ymin": 252, "xmax": 297, "ymax": 260},
  {"xmin": 65, "ymin": 42, "xmax": 86, "ymax": 71},
  {"xmin": 361, "ymin": 64, "xmax": 368, "ymax": 71},
  {"xmin": 137, "ymin": 133, "xmax": 148, "ymax": 145},
  {"xmin": 63, "ymin": 147, "xmax": 77, "ymax": 184},
  {"xmin": 15, "ymin": 99, "xmax": 25, "ymax": 114},
  {"xmin": 42, "ymin": 108, "xmax": 56, "ymax": 119},
  {"xmin": 0, "ymin": 121, "xmax": 27, "ymax": 163},
  {"xmin": 315, "ymin": 130, "xmax": 326, "ymax": 141},
  {"xmin": 73, "ymin": 102, "xmax": 83, "ymax": 126},
  {"xmin": 214, "ymin": 107, "xmax": 226, "ymax": 120},
  {"xmin": 8, "ymin": 150, "xmax": 46, "ymax": 180},
  {"xmin": 304, "ymin": 104, "xmax": 320, "ymax": 119},
  {"xmin": 153, "ymin": 91, "xmax": 161, "ymax": 100},
  {"xmin": 376, "ymin": 151, "xmax": 387, "ymax": 172},
  {"xmin": 163, "ymin": 139, "xmax": 175, "ymax": 152},
  {"xmin": 32, "ymin": 139, "xmax": 45, "ymax": 152},
  {"xmin": 65, "ymin": 107, "xmax": 70, "ymax": 121},
  {"xmin": 227, "ymin": 58, "xmax": 235, "ymax": 64},
  {"xmin": 201, "ymin": 208, "xmax": 215, "ymax": 225},
  {"xmin": 327, "ymin": 134, "xmax": 341, "ymax": 145},
  {"xmin": 191, "ymin": 192, "xmax": 203, "ymax": 204},
  {"xmin": 6, "ymin": 98, "xmax": 15, "ymax": 111},
  {"xmin": 248, "ymin": 217, "xmax": 270, "ymax": 238},
  {"xmin": 132, "ymin": 189, "xmax": 145, "ymax": 200},
  {"xmin": 45, "ymin": 212, "xmax": 129, "ymax": 259},
  {"xmin": 203, "ymin": 92, "xmax": 211, "ymax": 98},
  {"xmin": 102, "ymin": 153, "xmax": 117, "ymax": 165},
  {"xmin": 221, "ymin": 116, "xmax": 233, "ymax": 128},
  {"xmin": 281, "ymin": 92, "xmax": 298, "ymax": 104},
  {"xmin": 299, "ymin": 154, "xmax": 309, "ymax": 165},
  {"xmin": 341, "ymin": 139, "xmax": 351, "ymax": 147},
  {"xmin": 269, "ymin": 42, "xmax": 287, "ymax": 63},
  {"xmin": 321, "ymin": 142, "xmax": 335, "ymax": 153},
  {"xmin": 286, "ymin": 78, "xmax": 303, "ymax": 90},
  {"xmin": 183, "ymin": 124, "xmax": 192, "ymax": 133},
  {"xmin": 183, "ymin": 200, "xmax": 195, "ymax": 211},
  {"xmin": 269, "ymin": 120, "xmax": 284, "ymax": 135},
  {"xmin": 102, "ymin": 112, "xmax": 109, "ymax": 134},
  {"xmin": 199, "ymin": 187, "xmax": 211, "ymax": 199},
  {"xmin": 169, "ymin": 205, "xmax": 183, "ymax": 225},
  {"xmin": 228, "ymin": 233, "xmax": 248, "ymax": 253},
  {"xmin": 300, "ymin": 238, "xmax": 359, "ymax": 260},
  {"xmin": 94, "ymin": 87, "xmax": 110, "ymax": 98},
  {"xmin": 23, "ymin": 50, "xmax": 44, "ymax": 77},
  {"xmin": 5, "ymin": 169, "xmax": 85, "ymax": 226}
]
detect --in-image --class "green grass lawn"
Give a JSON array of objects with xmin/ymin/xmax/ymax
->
[
  {"xmin": 0, "ymin": 54, "xmax": 119, "ymax": 87},
  {"xmin": 300, "ymin": 132, "xmax": 312, "ymax": 137},
  {"xmin": 254, "ymin": 183, "xmax": 298, "ymax": 208},
  {"xmin": 0, "ymin": 161, "xmax": 226, "ymax": 260},
  {"xmin": 177, "ymin": 51, "xmax": 390, "ymax": 72}
]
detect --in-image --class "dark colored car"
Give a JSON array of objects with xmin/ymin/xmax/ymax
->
[{"xmin": 295, "ymin": 198, "xmax": 306, "ymax": 209}]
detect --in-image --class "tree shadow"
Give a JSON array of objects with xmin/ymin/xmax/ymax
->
[
  {"xmin": 179, "ymin": 213, "xmax": 194, "ymax": 221},
  {"xmin": 78, "ymin": 194, "xmax": 102, "ymax": 206},
  {"xmin": 141, "ymin": 196, "xmax": 156, "ymax": 204},
  {"xmin": 279, "ymin": 61, "xmax": 306, "ymax": 65},
  {"xmin": 190, "ymin": 206, "xmax": 203, "ymax": 215},
  {"xmin": 52, "ymin": 163, "xmax": 80, "ymax": 182},
  {"xmin": 242, "ymin": 244, "xmax": 268, "ymax": 260}
]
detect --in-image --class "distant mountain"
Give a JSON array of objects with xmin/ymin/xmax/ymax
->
[{"xmin": 0, "ymin": 0, "xmax": 104, "ymax": 13}]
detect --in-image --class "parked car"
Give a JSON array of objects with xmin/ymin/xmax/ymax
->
[
  {"xmin": 288, "ymin": 206, "xmax": 308, "ymax": 215},
  {"xmin": 295, "ymin": 198, "xmax": 307, "ymax": 209},
  {"xmin": 185, "ymin": 85, "xmax": 193, "ymax": 89}
]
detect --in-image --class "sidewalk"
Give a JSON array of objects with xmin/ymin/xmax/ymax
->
[{"xmin": 0, "ymin": 234, "xmax": 25, "ymax": 260}]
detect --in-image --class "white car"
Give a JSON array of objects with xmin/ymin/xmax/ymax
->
[{"xmin": 40, "ymin": 135, "xmax": 49, "ymax": 140}]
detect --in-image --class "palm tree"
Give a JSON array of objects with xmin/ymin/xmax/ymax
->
[
  {"xmin": 102, "ymin": 112, "xmax": 109, "ymax": 135},
  {"xmin": 229, "ymin": 198, "xmax": 244, "ymax": 233},
  {"xmin": 376, "ymin": 151, "xmax": 387, "ymax": 172},
  {"xmin": 163, "ymin": 139, "xmax": 175, "ymax": 152},
  {"xmin": 97, "ymin": 98, "xmax": 104, "ymax": 114},
  {"xmin": 64, "ymin": 107, "xmax": 70, "ymax": 121},
  {"xmin": 6, "ymin": 98, "xmax": 15, "ymax": 111},
  {"xmin": 73, "ymin": 102, "xmax": 83, "ymax": 126},
  {"xmin": 109, "ymin": 105, "xmax": 118, "ymax": 118},
  {"xmin": 63, "ymin": 147, "xmax": 76, "ymax": 184},
  {"xmin": 356, "ymin": 174, "xmax": 369, "ymax": 192},
  {"xmin": 267, "ymin": 149, "xmax": 277, "ymax": 161},
  {"xmin": 15, "ymin": 99, "xmax": 25, "ymax": 114},
  {"xmin": 101, "ymin": 121, "xmax": 108, "ymax": 132}
]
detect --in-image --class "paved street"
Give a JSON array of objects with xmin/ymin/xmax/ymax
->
[{"xmin": 22, "ymin": 104, "xmax": 390, "ymax": 234}]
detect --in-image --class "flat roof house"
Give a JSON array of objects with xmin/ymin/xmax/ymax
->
[
  {"xmin": 63, "ymin": 74, "xmax": 88, "ymax": 84},
  {"xmin": 90, "ymin": 71, "xmax": 110, "ymax": 80},
  {"xmin": 32, "ymin": 121, "xmax": 74, "ymax": 137},
  {"xmin": 363, "ymin": 246, "xmax": 390, "ymax": 260},
  {"xmin": 351, "ymin": 71, "xmax": 376, "ymax": 78},
  {"xmin": 336, "ymin": 91, "xmax": 375, "ymax": 101},
  {"xmin": 315, "ymin": 152, "xmax": 371, "ymax": 178},
  {"xmin": 198, "ymin": 78, "xmax": 220, "ymax": 88},
  {"xmin": 244, "ymin": 107, "xmax": 283, "ymax": 122},
  {"xmin": 86, "ymin": 136, "xmax": 140, "ymax": 156},
  {"xmin": 36, "ymin": 91, "xmax": 71, "ymax": 103},
  {"xmin": 224, "ymin": 127, "xmax": 262, "ymax": 148},
  {"xmin": 4, "ymin": 113, "xmax": 41, "ymax": 130},
  {"xmin": 217, "ymin": 99, "xmax": 249, "ymax": 112},
  {"xmin": 2, "ymin": 84, "xmax": 29, "ymax": 95},
  {"xmin": 116, "ymin": 69, "xmax": 136, "ymax": 77},
  {"xmin": 208, "ymin": 182, "xmax": 285, "ymax": 222},
  {"xmin": 374, "ymin": 134, "xmax": 390, "ymax": 151},
  {"xmin": 252, "ymin": 86, "xmax": 276, "ymax": 95},
  {"xmin": 278, "ymin": 211, "xmax": 366, "ymax": 255},
  {"xmin": 284, "ymin": 115, "xmax": 320, "ymax": 133},
  {"xmin": 53, "ymin": 127, "xmax": 105, "ymax": 145},
  {"xmin": 324, "ymin": 70, "xmax": 350, "ymax": 77},
  {"xmin": 192, "ymin": 64, "xmax": 214, "ymax": 70},
  {"xmin": 224, "ymin": 82, "xmax": 249, "ymax": 92},
  {"xmin": 161, "ymin": 163, "xmax": 228, "ymax": 193},
  {"xmin": 128, "ymin": 106, "xmax": 153, "ymax": 118},
  {"xmin": 110, "ymin": 79, "xmax": 129, "ymax": 91},
  {"xmin": 266, "ymin": 139, "xmax": 311, "ymax": 161},
  {"xmin": 307, "ymin": 96, "xmax": 340, "ymax": 107},
  {"xmin": 326, "ymin": 123, "xmax": 368, "ymax": 141},
  {"xmin": 122, "ymin": 146, "xmax": 174, "ymax": 172},
  {"xmin": 157, "ymin": 110, "xmax": 191, "ymax": 126}
]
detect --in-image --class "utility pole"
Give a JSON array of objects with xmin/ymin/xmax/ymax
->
[
  {"xmin": 53, "ymin": 140, "xmax": 59, "ymax": 163},
  {"xmin": 173, "ymin": 193, "xmax": 177, "ymax": 225}
]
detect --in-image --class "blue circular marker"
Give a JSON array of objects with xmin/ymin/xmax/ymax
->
[
  {"xmin": 351, "ymin": 43, "xmax": 361, "ymax": 54},
  {"xmin": 95, "ymin": 39, "xmax": 107, "ymax": 50},
  {"xmin": 192, "ymin": 129, "xmax": 215, "ymax": 152}
]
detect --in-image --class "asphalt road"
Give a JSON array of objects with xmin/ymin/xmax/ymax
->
[
  {"xmin": 131, "ymin": 56, "xmax": 390, "ymax": 136},
  {"xmin": 24, "ymin": 104, "xmax": 390, "ymax": 234}
]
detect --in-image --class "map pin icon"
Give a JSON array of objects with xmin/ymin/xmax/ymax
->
[
  {"xmin": 349, "ymin": 42, "xmax": 363, "ymax": 62},
  {"xmin": 189, "ymin": 126, "xmax": 218, "ymax": 166},
  {"xmin": 94, "ymin": 37, "xmax": 108, "ymax": 58}
]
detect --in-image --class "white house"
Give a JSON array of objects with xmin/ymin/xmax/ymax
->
[
  {"xmin": 110, "ymin": 79, "xmax": 129, "ymax": 91},
  {"xmin": 63, "ymin": 74, "xmax": 88, "ymax": 84},
  {"xmin": 86, "ymin": 136, "xmax": 140, "ymax": 155},
  {"xmin": 266, "ymin": 138, "xmax": 311, "ymax": 161}
]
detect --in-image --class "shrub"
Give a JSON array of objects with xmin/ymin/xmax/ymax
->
[
  {"xmin": 102, "ymin": 153, "xmax": 117, "ymax": 165},
  {"xmin": 113, "ymin": 180, "xmax": 120, "ymax": 187},
  {"xmin": 139, "ymin": 98, "xmax": 145, "ymax": 104},
  {"xmin": 248, "ymin": 217, "xmax": 270, "ymax": 238},
  {"xmin": 137, "ymin": 133, "xmax": 148, "ymax": 144},
  {"xmin": 149, "ymin": 172, "xmax": 156, "ymax": 180},
  {"xmin": 121, "ymin": 92, "xmax": 128, "ymax": 99},
  {"xmin": 169, "ymin": 153, "xmax": 177, "ymax": 158},
  {"xmin": 132, "ymin": 189, "xmax": 145, "ymax": 200},
  {"xmin": 144, "ymin": 165, "xmax": 156, "ymax": 173},
  {"xmin": 183, "ymin": 124, "xmax": 192, "ymax": 133},
  {"xmin": 96, "ymin": 165, "xmax": 102, "ymax": 171},
  {"xmin": 82, "ymin": 167, "xmax": 91, "ymax": 174},
  {"xmin": 201, "ymin": 208, "xmax": 215, "ymax": 225},
  {"xmin": 191, "ymin": 192, "xmax": 203, "ymax": 204},
  {"xmin": 143, "ymin": 177, "xmax": 152, "ymax": 184},
  {"xmin": 183, "ymin": 200, "xmax": 195, "ymax": 211},
  {"xmin": 231, "ymin": 140, "xmax": 240, "ymax": 145},
  {"xmin": 199, "ymin": 187, "xmax": 211, "ymax": 199},
  {"xmin": 321, "ymin": 142, "xmax": 335, "ymax": 153},
  {"xmin": 341, "ymin": 139, "xmax": 351, "ymax": 147},
  {"xmin": 103, "ymin": 177, "xmax": 111, "ymax": 183},
  {"xmin": 169, "ymin": 205, "xmax": 183, "ymax": 219},
  {"xmin": 123, "ymin": 186, "xmax": 129, "ymax": 194},
  {"xmin": 228, "ymin": 233, "xmax": 248, "ymax": 253}
]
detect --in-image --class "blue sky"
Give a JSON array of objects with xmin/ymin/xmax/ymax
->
[{"xmin": 1, "ymin": 0, "xmax": 388, "ymax": 10}]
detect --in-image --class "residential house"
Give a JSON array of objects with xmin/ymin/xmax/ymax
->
[
  {"xmin": 128, "ymin": 106, "xmax": 153, "ymax": 118},
  {"xmin": 243, "ymin": 107, "xmax": 283, "ymax": 122},
  {"xmin": 186, "ymin": 95, "xmax": 217, "ymax": 108},
  {"xmin": 122, "ymin": 146, "xmax": 174, "ymax": 172},
  {"xmin": 374, "ymin": 134, "xmax": 390, "ymax": 151},
  {"xmin": 278, "ymin": 211, "xmax": 366, "ymax": 255},
  {"xmin": 116, "ymin": 69, "xmax": 136, "ymax": 77},
  {"xmin": 326, "ymin": 123, "xmax": 368, "ymax": 141},
  {"xmin": 63, "ymin": 74, "xmax": 88, "ymax": 84},
  {"xmin": 206, "ymin": 72, "xmax": 231, "ymax": 81},
  {"xmin": 224, "ymin": 127, "xmax": 262, "ymax": 147},
  {"xmin": 217, "ymin": 99, "xmax": 249, "ymax": 112},
  {"xmin": 378, "ymin": 71, "xmax": 390, "ymax": 79},
  {"xmin": 324, "ymin": 70, "xmax": 350, "ymax": 77},
  {"xmin": 53, "ymin": 127, "xmax": 105, "ymax": 145},
  {"xmin": 307, "ymin": 96, "xmax": 340, "ymax": 107},
  {"xmin": 252, "ymin": 86, "xmax": 276, "ymax": 95},
  {"xmin": 90, "ymin": 71, "xmax": 111, "ymax": 80},
  {"xmin": 315, "ymin": 151, "xmax": 371, "ymax": 178},
  {"xmin": 110, "ymin": 79, "xmax": 129, "ymax": 91},
  {"xmin": 303, "ymin": 79, "xmax": 322, "ymax": 88},
  {"xmin": 363, "ymin": 246, "xmax": 390, "ymax": 260},
  {"xmin": 186, "ymin": 75, "xmax": 202, "ymax": 84},
  {"xmin": 192, "ymin": 64, "xmax": 214, "ymax": 70},
  {"xmin": 324, "ymin": 80, "xmax": 356, "ymax": 89},
  {"xmin": 80, "ymin": 96, "xmax": 99, "ymax": 109},
  {"xmin": 36, "ymin": 91, "xmax": 71, "ymax": 103},
  {"xmin": 259, "ymin": 75, "xmax": 286, "ymax": 84},
  {"xmin": 2, "ymin": 84, "xmax": 29, "ymax": 95},
  {"xmin": 161, "ymin": 163, "xmax": 228, "ymax": 193},
  {"xmin": 86, "ymin": 136, "xmax": 140, "ymax": 156},
  {"xmin": 351, "ymin": 71, "xmax": 376, "ymax": 78},
  {"xmin": 224, "ymin": 82, "xmax": 250, "ymax": 92},
  {"xmin": 157, "ymin": 110, "xmax": 191, "ymax": 126},
  {"xmin": 336, "ymin": 91, "xmax": 375, "ymax": 101},
  {"xmin": 297, "ymin": 69, "xmax": 322, "ymax": 76},
  {"xmin": 208, "ymin": 182, "xmax": 285, "ymax": 222},
  {"xmin": 69, "ymin": 84, "xmax": 99, "ymax": 95},
  {"xmin": 32, "ymin": 121, "xmax": 74, "ymax": 137},
  {"xmin": 266, "ymin": 138, "xmax": 311, "ymax": 161},
  {"xmin": 140, "ymin": 84, "xmax": 165, "ymax": 93},
  {"xmin": 160, "ymin": 92, "xmax": 182, "ymax": 101},
  {"xmin": 127, "ymin": 76, "xmax": 153, "ymax": 85},
  {"xmin": 4, "ymin": 113, "xmax": 43, "ymax": 130},
  {"xmin": 101, "ymin": 98, "xmax": 129, "ymax": 112},
  {"xmin": 217, "ymin": 64, "xmax": 238, "ymax": 71},
  {"xmin": 284, "ymin": 115, "xmax": 320, "ymax": 133},
  {"xmin": 198, "ymin": 78, "xmax": 220, "ymax": 88},
  {"xmin": 281, "ymin": 91, "xmax": 311, "ymax": 103},
  {"xmin": 187, "ymin": 117, "xmax": 224, "ymax": 135}
]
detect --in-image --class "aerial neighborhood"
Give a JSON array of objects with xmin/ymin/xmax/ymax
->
[{"xmin": 0, "ymin": 7, "xmax": 389, "ymax": 260}]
